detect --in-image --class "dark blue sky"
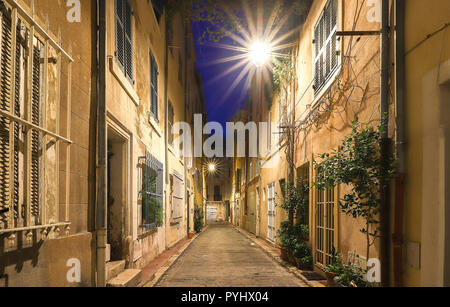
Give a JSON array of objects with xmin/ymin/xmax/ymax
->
[{"xmin": 192, "ymin": 23, "xmax": 249, "ymax": 129}]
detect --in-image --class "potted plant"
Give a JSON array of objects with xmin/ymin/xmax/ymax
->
[
  {"xmin": 293, "ymin": 241, "xmax": 313, "ymax": 270},
  {"xmin": 277, "ymin": 221, "xmax": 295, "ymax": 261},
  {"xmin": 324, "ymin": 252, "xmax": 344, "ymax": 287},
  {"xmin": 194, "ymin": 207, "xmax": 204, "ymax": 234},
  {"xmin": 335, "ymin": 264, "xmax": 367, "ymax": 287}
]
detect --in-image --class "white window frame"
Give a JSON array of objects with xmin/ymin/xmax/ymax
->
[{"xmin": 267, "ymin": 182, "xmax": 276, "ymax": 242}]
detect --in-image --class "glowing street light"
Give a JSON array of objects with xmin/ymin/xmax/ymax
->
[
  {"xmin": 208, "ymin": 164, "xmax": 216, "ymax": 172},
  {"xmin": 249, "ymin": 41, "xmax": 271, "ymax": 66}
]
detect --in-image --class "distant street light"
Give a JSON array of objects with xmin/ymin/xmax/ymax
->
[{"xmin": 208, "ymin": 164, "xmax": 216, "ymax": 172}]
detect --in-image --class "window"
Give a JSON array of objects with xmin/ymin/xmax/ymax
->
[
  {"xmin": 249, "ymin": 161, "xmax": 253, "ymax": 180},
  {"xmin": 141, "ymin": 152, "xmax": 163, "ymax": 230},
  {"xmin": 267, "ymin": 183, "xmax": 276, "ymax": 242},
  {"xmin": 168, "ymin": 102, "xmax": 174, "ymax": 146},
  {"xmin": 0, "ymin": 4, "xmax": 72, "ymax": 232},
  {"xmin": 214, "ymin": 185, "xmax": 221, "ymax": 201},
  {"xmin": 150, "ymin": 51, "xmax": 159, "ymax": 121},
  {"xmin": 235, "ymin": 169, "xmax": 241, "ymax": 190},
  {"xmin": 313, "ymin": 0, "xmax": 338, "ymax": 94},
  {"xmin": 115, "ymin": 0, "xmax": 134, "ymax": 84},
  {"xmin": 268, "ymin": 111, "xmax": 272, "ymax": 151},
  {"xmin": 297, "ymin": 164, "xmax": 310, "ymax": 228},
  {"xmin": 171, "ymin": 171, "xmax": 184, "ymax": 221},
  {"xmin": 315, "ymin": 185, "xmax": 335, "ymax": 266}
]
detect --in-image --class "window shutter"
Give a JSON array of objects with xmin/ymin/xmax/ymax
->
[
  {"xmin": 0, "ymin": 8, "xmax": 12, "ymax": 228},
  {"xmin": 314, "ymin": 0, "xmax": 338, "ymax": 94},
  {"xmin": 30, "ymin": 44, "xmax": 42, "ymax": 220},
  {"xmin": 115, "ymin": 0, "xmax": 125, "ymax": 70},
  {"xmin": 150, "ymin": 52, "xmax": 158, "ymax": 120},
  {"xmin": 124, "ymin": 0, "xmax": 133, "ymax": 82},
  {"xmin": 12, "ymin": 24, "xmax": 23, "ymax": 226}
]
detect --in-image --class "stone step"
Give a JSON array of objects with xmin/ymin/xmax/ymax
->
[
  {"xmin": 107, "ymin": 269, "xmax": 142, "ymax": 288},
  {"xmin": 106, "ymin": 260, "xmax": 126, "ymax": 281}
]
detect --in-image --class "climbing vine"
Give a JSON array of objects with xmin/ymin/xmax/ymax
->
[{"xmin": 313, "ymin": 121, "xmax": 396, "ymax": 261}]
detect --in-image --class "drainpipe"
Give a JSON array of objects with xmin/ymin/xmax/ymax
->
[
  {"xmin": 393, "ymin": 0, "xmax": 406, "ymax": 287},
  {"xmin": 379, "ymin": 0, "xmax": 391, "ymax": 287},
  {"xmin": 183, "ymin": 10, "xmax": 190, "ymax": 237},
  {"xmin": 95, "ymin": 0, "xmax": 107, "ymax": 287},
  {"xmin": 163, "ymin": 11, "xmax": 170, "ymax": 250}
]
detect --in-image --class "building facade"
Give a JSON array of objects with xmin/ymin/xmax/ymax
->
[
  {"xmin": 0, "ymin": 0, "xmax": 206, "ymax": 287},
  {"xmin": 231, "ymin": 0, "xmax": 450, "ymax": 286}
]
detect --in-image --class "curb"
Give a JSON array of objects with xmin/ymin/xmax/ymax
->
[
  {"xmin": 143, "ymin": 226, "xmax": 209, "ymax": 287},
  {"xmin": 232, "ymin": 225, "xmax": 324, "ymax": 288}
]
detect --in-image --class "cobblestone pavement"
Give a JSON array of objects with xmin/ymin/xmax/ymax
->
[{"xmin": 155, "ymin": 223, "xmax": 308, "ymax": 287}]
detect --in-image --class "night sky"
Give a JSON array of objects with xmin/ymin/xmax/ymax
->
[{"xmin": 192, "ymin": 23, "xmax": 249, "ymax": 130}]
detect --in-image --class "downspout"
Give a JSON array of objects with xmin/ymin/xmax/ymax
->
[
  {"xmin": 163, "ymin": 11, "xmax": 170, "ymax": 250},
  {"xmin": 95, "ymin": 0, "xmax": 107, "ymax": 287},
  {"xmin": 183, "ymin": 11, "xmax": 190, "ymax": 237},
  {"xmin": 380, "ymin": 0, "xmax": 391, "ymax": 287},
  {"xmin": 393, "ymin": 0, "xmax": 406, "ymax": 287}
]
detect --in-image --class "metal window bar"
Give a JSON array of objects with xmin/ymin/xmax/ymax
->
[
  {"xmin": 0, "ymin": 0, "xmax": 73, "ymax": 237},
  {"xmin": 139, "ymin": 152, "xmax": 163, "ymax": 230}
]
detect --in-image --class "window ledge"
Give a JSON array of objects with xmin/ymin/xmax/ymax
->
[
  {"xmin": 109, "ymin": 56, "xmax": 140, "ymax": 106},
  {"xmin": 149, "ymin": 114, "xmax": 162, "ymax": 137},
  {"xmin": 311, "ymin": 66, "xmax": 342, "ymax": 109},
  {"xmin": 138, "ymin": 227, "xmax": 158, "ymax": 240}
]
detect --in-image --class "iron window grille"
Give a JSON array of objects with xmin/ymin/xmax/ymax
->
[{"xmin": 140, "ymin": 152, "xmax": 163, "ymax": 231}]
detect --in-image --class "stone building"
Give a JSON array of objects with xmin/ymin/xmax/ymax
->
[
  {"xmin": 231, "ymin": 0, "xmax": 450, "ymax": 286},
  {"xmin": 0, "ymin": 0, "xmax": 206, "ymax": 287}
]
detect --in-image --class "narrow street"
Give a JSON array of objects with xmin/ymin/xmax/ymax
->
[{"xmin": 155, "ymin": 223, "xmax": 307, "ymax": 287}]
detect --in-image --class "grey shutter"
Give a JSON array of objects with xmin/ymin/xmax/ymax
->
[
  {"xmin": 115, "ymin": 0, "xmax": 125, "ymax": 70},
  {"xmin": 0, "ymin": 7, "xmax": 12, "ymax": 228},
  {"xmin": 150, "ymin": 52, "xmax": 158, "ymax": 120},
  {"xmin": 124, "ymin": 0, "xmax": 133, "ymax": 83}
]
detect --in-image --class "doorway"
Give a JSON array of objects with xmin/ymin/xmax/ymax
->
[{"xmin": 107, "ymin": 127, "xmax": 128, "ymax": 262}]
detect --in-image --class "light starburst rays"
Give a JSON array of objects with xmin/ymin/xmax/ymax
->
[{"xmin": 198, "ymin": 0, "xmax": 299, "ymax": 109}]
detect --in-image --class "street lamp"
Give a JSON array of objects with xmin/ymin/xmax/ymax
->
[
  {"xmin": 249, "ymin": 41, "xmax": 270, "ymax": 66},
  {"xmin": 208, "ymin": 164, "xmax": 216, "ymax": 172}
]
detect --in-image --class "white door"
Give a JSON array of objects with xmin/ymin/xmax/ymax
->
[
  {"xmin": 207, "ymin": 205, "xmax": 217, "ymax": 222},
  {"xmin": 267, "ymin": 183, "xmax": 276, "ymax": 242}
]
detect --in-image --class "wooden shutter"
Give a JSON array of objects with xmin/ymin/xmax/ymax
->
[
  {"xmin": 150, "ymin": 52, "xmax": 158, "ymax": 120},
  {"xmin": 30, "ymin": 43, "xmax": 42, "ymax": 221},
  {"xmin": 115, "ymin": 0, "xmax": 133, "ymax": 83},
  {"xmin": 124, "ymin": 0, "xmax": 133, "ymax": 82},
  {"xmin": 314, "ymin": 0, "xmax": 338, "ymax": 93},
  {"xmin": 0, "ymin": 7, "xmax": 12, "ymax": 228},
  {"xmin": 115, "ymin": 0, "xmax": 125, "ymax": 70}
]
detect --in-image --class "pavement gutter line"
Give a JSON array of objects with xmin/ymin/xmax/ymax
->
[
  {"xmin": 143, "ymin": 225, "xmax": 209, "ymax": 287},
  {"xmin": 232, "ymin": 225, "xmax": 322, "ymax": 288}
]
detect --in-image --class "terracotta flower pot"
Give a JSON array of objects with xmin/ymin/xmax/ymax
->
[
  {"xmin": 280, "ymin": 247, "xmax": 288, "ymax": 261},
  {"xmin": 325, "ymin": 271, "xmax": 340, "ymax": 287},
  {"xmin": 287, "ymin": 253, "xmax": 296, "ymax": 265},
  {"xmin": 188, "ymin": 233, "xmax": 194, "ymax": 239}
]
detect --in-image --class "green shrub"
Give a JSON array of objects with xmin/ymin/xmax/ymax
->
[{"xmin": 194, "ymin": 207, "xmax": 204, "ymax": 233}]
